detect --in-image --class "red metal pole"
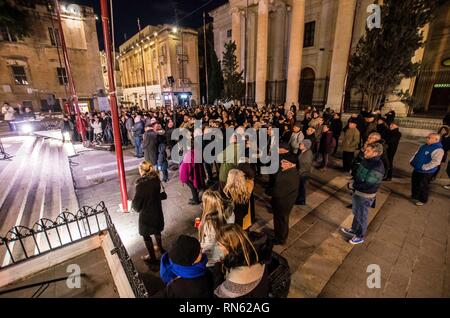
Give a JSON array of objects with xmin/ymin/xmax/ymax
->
[
  {"xmin": 100, "ymin": 0, "xmax": 129, "ymax": 212},
  {"xmin": 54, "ymin": 0, "xmax": 86, "ymax": 141}
]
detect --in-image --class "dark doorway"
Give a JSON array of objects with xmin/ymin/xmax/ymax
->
[
  {"xmin": 428, "ymin": 86, "xmax": 450, "ymax": 114},
  {"xmin": 299, "ymin": 68, "xmax": 315, "ymax": 106}
]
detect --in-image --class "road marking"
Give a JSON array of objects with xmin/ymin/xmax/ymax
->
[{"xmin": 83, "ymin": 157, "xmax": 141, "ymax": 172}]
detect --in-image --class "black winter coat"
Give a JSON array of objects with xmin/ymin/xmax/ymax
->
[
  {"xmin": 383, "ymin": 128, "xmax": 402, "ymax": 159},
  {"xmin": 319, "ymin": 131, "xmax": 335, "ymax": 154},
  {"xmin": 132, "ymin": 176, "xmax": 164, "ymax": 236},
  {"xmin": 143, "ymin": 131, "xmax": 158, "ymax": 165}
]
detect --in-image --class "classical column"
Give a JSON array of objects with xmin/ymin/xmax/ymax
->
[
  {"xmin": 272, "ymin": 2, "xmax": 286, "ymax": 81},
  {"xmin": 255, "ymin": 0, "xmax": 270, "ymax": 106},
  {"xmin": 326, "ymin": 0, "xmax": 357, "ymax": 111},
  {"xmin": 285, "ymin": 0, "xmax": 306, "ymax": 108},
  {"xmin": 385, "ymin": 24, "xmax": 430, "ymax": 117},
  {"xmin": 231, "ymin": 7, "xmax": 242, "ymax": 70}
]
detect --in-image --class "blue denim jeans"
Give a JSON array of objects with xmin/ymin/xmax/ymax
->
[
  {"xmin": 351, "ymin": 193, "xmax": 374, "ymax": 239},
  {"xmin": 134, "ymin": 136, "xmax": 142, "ymax": 157}
]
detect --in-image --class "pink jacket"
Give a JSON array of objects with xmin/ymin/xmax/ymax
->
[{"xmin": 179, "ymin": 150, "xmax": 206, "ymax": 190}]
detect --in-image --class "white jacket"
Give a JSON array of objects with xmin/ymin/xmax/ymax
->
[
  {"xmin": 2, "ymin": 106, "xmax": 15, "ymax": 121},
  {"xmin": 91, "ymin": 121, "xmax": 103, "ymax": 134}
]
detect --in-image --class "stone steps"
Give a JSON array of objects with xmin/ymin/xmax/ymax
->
[{"xmin": 0, "ymin": 136, "xmax": 79, "ymax": 267}]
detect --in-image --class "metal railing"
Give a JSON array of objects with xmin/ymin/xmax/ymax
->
[{"xmin": 0, "ymin": 201, "xmax": 148, "ymax": 298}]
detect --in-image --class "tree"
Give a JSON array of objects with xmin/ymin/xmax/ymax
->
[
  {"xmin": 222, "ymin": 41, "xmax": 244, "ymax": 102},
  {"xmin": 0, "ymin": 0, "xmax": 45, "ymax": 39},
  {"xmin": 348, "ymin": 0, "xmax": 438, "ymax": 111},
  {"xmin": 198, "ymin": 22, "xmax": 223, "ymax": 104}
]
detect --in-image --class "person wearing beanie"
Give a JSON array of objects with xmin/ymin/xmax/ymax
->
[
  {"xmin": 296, "ymin": 139, "xmax": 313, "ymax": 205},
  {"xmin": 288, "ymin": 121, "xmax": 304, "ymax": 155},
  {"xmin": 154, "ymin": 235, "xmax": 213, "ymax": 298}
]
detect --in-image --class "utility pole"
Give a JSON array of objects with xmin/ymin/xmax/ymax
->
[
  {"xmin": 138, "ymin": 18, "xmax": 149, "ymax": 110},
  {"xmin": 244, "ymin": 0, "xmax": 249, "ymax": 106},
  {"xmin": 54, "ymin": 0, "xmax": 85, "ymax": 141},
  {"xmin": 100, "ymin": 0, "xmax": 129, "ymax": 212},
  {"xmin": 203, "ymin": 12, "xmax": 209, "ymax": 105}
]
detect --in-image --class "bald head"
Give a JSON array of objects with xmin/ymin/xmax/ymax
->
[{"xmin": 426, "ymin": 133, "xmax": 440, "ymax": 145}]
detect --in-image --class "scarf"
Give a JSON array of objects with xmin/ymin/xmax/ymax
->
[{"xmin": 160, "ymin": 253, "xmax": 208, "ymax": 285}]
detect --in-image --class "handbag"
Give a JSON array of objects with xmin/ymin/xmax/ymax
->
[{"xmin": 160, "ymin": 181, "xmax": 168, "ymax": 200}]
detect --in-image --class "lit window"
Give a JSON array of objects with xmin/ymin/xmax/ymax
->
[
  {"xmin": 57, "ymin": 67, "xmax": 68, "ymax": 85},
  {"xmin": 12, "ymin": 66, "xmax": 28, "ymax": 85},
  {"xmin": 227, "ymin": 29, "xmax": 232, "ymax": 38},
  {"xmin": 303, "ymin": 21, "xmax": 315, "ymax": 48}
]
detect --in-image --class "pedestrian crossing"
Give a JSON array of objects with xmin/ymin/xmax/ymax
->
[{"xmin": 0, "ymin": 135, "xmax": 79, "ymax": 267}]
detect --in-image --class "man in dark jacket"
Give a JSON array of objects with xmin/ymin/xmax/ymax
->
[
  {"xmin": 132, "ymin": 115, "xmax": 144, "ymax": 158},
  {"xmin": 330, "ymin": 113, "xmax": 343, "ymax": 154},
  {"xmin": 143, "ymin": 123, "xmax": 158, "ymax": 165},
  {"xmin": 296, "ymin": 140, "xmax": 313, "ymax": 205},
  {"xmin": 341, "ymin": 142, "xmax": 385, "ymax": 245},
  {"xmin": 154, "ymin": 235, "xmax": 213, "ymax": 298},
  {"xmin": 317, "ymin": 124, "xmax": 335, "ymax": 169},
  {"xmin": 269, "ymin": 159, "xmax": 299, "ymax": 245},
  {"xmin": 383, "ymin": 121, "xmax": 402, "ymax": 181}
]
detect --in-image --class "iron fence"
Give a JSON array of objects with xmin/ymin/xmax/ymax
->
[
  {"xmin": 266, "ymin": 80, "xmax": 287, "ymax": 105},
  {"xmin": 0, "ymin": 201, "xmax": 148, "ymax": 298}
]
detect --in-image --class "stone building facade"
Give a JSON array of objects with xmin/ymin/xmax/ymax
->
[
  {"xmin": 118, "ymin": 24, "xmax": 200, "ymax": 109},
  {"xmin": 210, "ymin": 0, "xmax": 450, "ymax": 117},
  {"xmin": 0, "ymin": 2, "xmax": 104, "ymax": 113}
]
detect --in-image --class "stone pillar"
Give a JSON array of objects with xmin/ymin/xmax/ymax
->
[
  {"xmin": 255, "ymin": 0, "xmax": 270, "ymax": 106},
  {"xmin": 272, "ymin": 2, "xmax": 286, "ymax": 81},
  {"xmin": 231, "ymin": 7, "xmax": 242, "ymax": 70},
  {"xmin": 285, "ymin": 0, "xmax": 306, "ymax": 108},
  {"xmin": 384, "ymin": 24, "xmax": 430, "ymax": 117},
  {"xmin": 326, "ymin": 0, "xmax": 357, "ymax": 111}
]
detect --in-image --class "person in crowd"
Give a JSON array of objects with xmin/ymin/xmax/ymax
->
[
  {"xmin": 342, "ymin": 120, "xmax": 361, "ymax": 172},
  {"xmin": 90, "ymin": 115, "xmax": 103, "ymax": 145},
  {"xmin": 304, "ymin": 126, "xmax": 318, "ymax": 155},
  {"xmin": 217, "ymin": 135, "xmax": 240, "ymax": 188},
  {"xmin": 301, "ymin": 112, "xmax": 312, "ymax": 135},
  {"xmin": 126, "ymin": 113, "xmax": 135, "ymax": 147},
  {"xmin": 214, "ymin": 224, "xmax": 271, "ymax": 298},
  {"xmin": 296, "ymin": 140, "xmax": 313, "ymax": 206},
  {"xmin": 132, "ymin": 115, "xmax": 144, "ymax": 158},
  {"xmin": 376, "ymin": 117, "xmax": 389, "ymax": 138},
  {"xmin": 179, "ymin": 139, "xmax": 206, "ymax": 205},
  {"xmin": 223, "ymin": 169, "xmax": 254, "ymax": 230},
  {"xmin": 362, "ymin": 114, "xmax": 377, "ymax": 143},
  {"xmin": 119, "ymin": 114, "xmax": 129, "ymax": 146},
  {"xmin": 410, "ymin": 133, "xmax": 444, "ymax": 206},
  {"xmin": 61, "ymin": 115, "xmax": 73, "ymax": 142},
  {"xmin": 155, "ymin": 235, "xmax": 213, "ymax": 298},
  {"xmin": 353, "ymin": 132, "xmax": 389, "ymax": 179},
  {"xmin": 156, "ymin": 123, "xmax": 169, "ymax": 183},
  {"xmin": 385, "ymin": 109, "xmax": 396, "ymax": 126},
  {"xmin": 198, "ymin": 190, "xmax": 235, "ymax": 270},
  {"xmin": 341, "ymin": 143, "xmax": 385, "ymax": 245},
  {"xmin": 143, "ymin": 123, "xmax": 158, "ymax": 166},
  {"xmin": 101, "ymin": 112, "xmax": 113, "ymax": 143},
  {"xmin": 330, "ymin": 113, "xmax": 343, "ymax": 155},
  {"xmin": 2, "ymin": 102, "xmax": 15, "ymax": 131},
  {"xmin": 317, "ymin": 124, "xmax": 335, "ymax": 170},
  {"xmin": 132, "ymin": 161, "xmax": 165, "ymax": 270},
  {"xmin": 23, "ymin": 107, "xmax": 36, "ymax": 120},
  {"xmin": 288, "ymin": 121, "xmax": 304, "ymax": 155},
  {"xmin": 383, "ymin": 121, "xmax": 402, "ymax": 181},
  {"xmin": 308, "ymin": 111, "xmax": 321, "ymax": 131},
  {"xmin": 267, "ymin": 159, "xmax": 299, "ymax": 245}
]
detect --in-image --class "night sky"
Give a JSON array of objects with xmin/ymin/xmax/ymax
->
[{"xmin": 70, "ymin": 0, "xmax": 228, "ymax": 50}]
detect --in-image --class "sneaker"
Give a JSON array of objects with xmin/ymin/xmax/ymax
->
[
  {"xmin": 341, "ymin": 228, "xmax": 356, "ymax": 236},
  {"xmin": 415, "ymin": 201, "xmax": 425, "ymax": 206},
  {"xmin": 349, "ymin": 237, "xmax": 365, "ymax": 245},
  {"xmin": 443, "ymin": 185, "xmax": 450, "ymax": 190}
]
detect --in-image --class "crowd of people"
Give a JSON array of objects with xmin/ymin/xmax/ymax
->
[{"xmin": 3, "ymin": 100, "xmax": 450, "ymax": 298}]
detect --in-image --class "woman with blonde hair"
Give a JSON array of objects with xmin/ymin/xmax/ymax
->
[
  {"xmin": 198, "ymin": 190, "xmax": 235, "ymax": 268},
  {"xmin": 223, "ymin": 169, "xmax": 254, "ymax": 230},
  {"xmin": 214, "ymin": 224, "xmax": 270, "ymax": 298},
  {"xmin": 132, "ymin": 160, "xmax": 165, "ymax": 271}
]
